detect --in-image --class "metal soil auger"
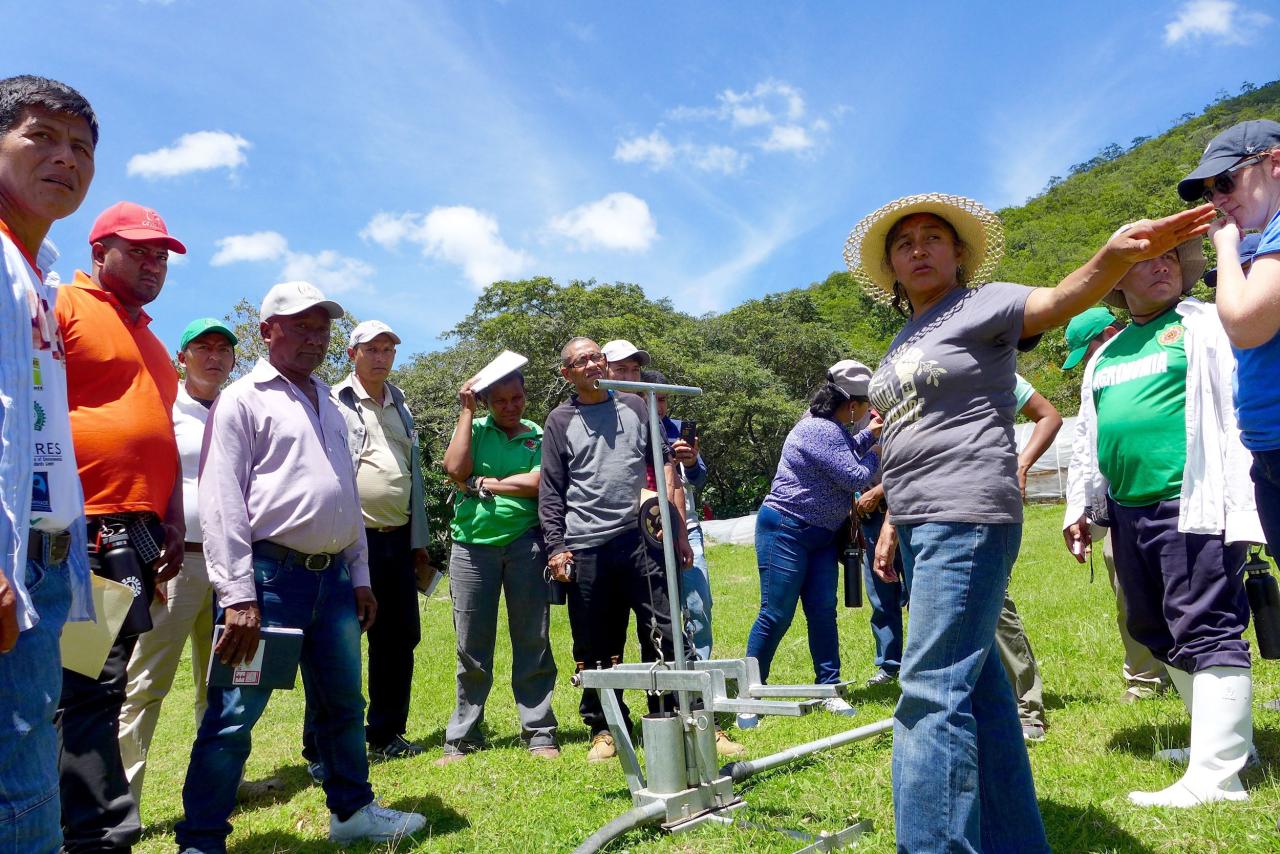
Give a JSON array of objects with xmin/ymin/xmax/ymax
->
[{"xmin": 572, "ymin": 378, "xmax": 893, "ymax": 854}]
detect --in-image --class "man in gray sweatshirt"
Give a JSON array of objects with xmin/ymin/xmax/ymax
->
[{"xmin": 540, "ymin": 337, "xmax": 680, "ymax": 762}]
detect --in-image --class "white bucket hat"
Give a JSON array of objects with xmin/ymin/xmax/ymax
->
[{"xmin": 843, "ymin": 193, "xmax": 1005, "ymax": 304}]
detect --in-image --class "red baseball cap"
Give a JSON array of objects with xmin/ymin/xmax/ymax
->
[{"xmin": 88, "ymin": 201, "xmax": 187, "ymax": 254}]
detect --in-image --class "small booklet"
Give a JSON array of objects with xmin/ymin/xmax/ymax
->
[
  {"xmin": 468, "ymin": 350, "xmax": 528, "ymax": 394},
  {"xmin": 207, "ymin": 625, "xmax": 304, "ymax": 690}
]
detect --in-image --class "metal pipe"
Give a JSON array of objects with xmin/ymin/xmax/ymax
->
[
  {"xmin": 598, "ymin": 378, "xmax": 702, "ymax": 396},
  {"xmin": 720, "ymin": 718, "xmax": 894, "ymax": 781},
  {"xmin": 571, "ymin": 800, "xmax": 669, "ymax": 854}
]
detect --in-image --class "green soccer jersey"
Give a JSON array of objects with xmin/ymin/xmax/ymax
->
[
  {"xmin": 1092, "ymin": 306, "xmax": 1188, "ymax": 506},
  {"xmin": 450, "ymin": 415, "xmax": 542, "ymax": 546}
]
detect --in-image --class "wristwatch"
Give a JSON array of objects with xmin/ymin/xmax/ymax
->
[{"xmin": 465, "ymin": 475, "xmax": 495, "ymax": 501}]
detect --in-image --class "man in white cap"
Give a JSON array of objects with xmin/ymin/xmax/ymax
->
[
  {"xmin": 601, "ymin": 339, "xmax": 649, "ymax": 381},
  {"xmin": 175, "ymin": 282, "xmax": 426, "ymax": 850},
  {"xmin": 317, "ymin": 320, "xmax": 433, "ymax": 765}
]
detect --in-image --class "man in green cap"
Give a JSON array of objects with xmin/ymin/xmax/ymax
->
[
  {"xmin": 117, "ymin": 317, "xmax": 238, "ymax": 809},
  {"xmin": 1061, "ymin": 307, "xmax": 1169, "ymax": 702}
]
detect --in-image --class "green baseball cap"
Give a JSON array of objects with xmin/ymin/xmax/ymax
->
[
  {"xmin": 179, "ymin": 317, "xmax": 238, "ymax": 351},
  {"xmin": 1061, "ymin": 307, "xmax": 1116, "ymax": 371}
]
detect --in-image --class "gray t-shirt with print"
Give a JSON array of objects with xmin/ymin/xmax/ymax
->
[{"xmin": 868, "ymin": 281, "xmax": 1038, "ymax": 525}]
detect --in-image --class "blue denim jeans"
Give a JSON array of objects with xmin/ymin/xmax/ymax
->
[
  {"xmin": 680, "ymin": 526, "xmax": 714, "ymax": 661},
  {"xmin": 0, "ymin": 557, "xmax": 71, "ymax": 854},
  {"xmin": 861, "ymin": 510, "xmax": 905, "ymax": 674},
  {"xmin": 1250, "ymin": 448, "xmax": 1280, "ymax": 555},
  {"xmin": 893, "ymin": 522, "xmax": 1047, "ymax": 854},
  {"xmin": 175, "ymin": 553, "xmax": 374, "ymax": 853},
  {"xmin": 746, "ymin": 504, "xmax": 840, "ymax": 684}
]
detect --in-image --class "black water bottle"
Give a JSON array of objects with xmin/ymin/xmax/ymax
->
[
  {"xmin": 843, "ymin": 542, "xmax": 863, "ymax": 608},
  {"xmin": 1244, "ymin": 548, "xmax": 1280, "ymax": 660},
  {"xmin": 96, "ymin": 522, "xmax": 154, "ymax": 637}
]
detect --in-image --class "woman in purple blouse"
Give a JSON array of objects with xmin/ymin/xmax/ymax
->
[{"xmin": 744, "ymin": 360, "xmax": 882, "ymax": 713}]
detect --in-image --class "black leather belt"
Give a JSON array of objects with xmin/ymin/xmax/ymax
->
[
  {"xmin": 252, "ymin": 540, "xmax": 335, "ymax": 571},
  {"xmin": 184, "ymin": 542, "xmax": 203, "ymax": 554},
  {"xmin": 28, "ymin": 530, "xmax": 72, "ymax": 565}
]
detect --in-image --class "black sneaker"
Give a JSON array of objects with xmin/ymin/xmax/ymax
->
[
  {"xmin": 865, "ymin": 669, "xmax": 898, "ymax": 688},
  {"xmin": 369, "ymin": 735, "xmax": 425, "ymax": 760}
]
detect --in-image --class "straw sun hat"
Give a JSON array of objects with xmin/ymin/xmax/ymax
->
[{"xmin": 843, "ymin": 193, "xmax": 1005, "ymax": 304}]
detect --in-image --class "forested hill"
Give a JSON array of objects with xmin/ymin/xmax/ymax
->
[{"xmin": 809, "ymin": 79, "xmax": 1280, "ymax": 412}]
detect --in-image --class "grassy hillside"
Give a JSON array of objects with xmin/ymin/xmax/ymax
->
[{"xmin": 810, "ymin": 80, "xmax": 1280, "ymax": 414}]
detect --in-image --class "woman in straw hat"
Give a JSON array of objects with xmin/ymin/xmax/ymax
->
[{"xmin": 844, "ymin": 193, "xmax": 1214, "ymax": 852}]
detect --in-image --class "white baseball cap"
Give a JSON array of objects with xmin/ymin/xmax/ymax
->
[
  {"xmin": 348, "ymin": 320, "xmax": 401, "ymax": 349},
  {"xmin": 259, "ymin": 281, "xmax": 344, "ymax": 322},
  {"xmin": 602, "ymin": 339, "xmax": 651, "ymax": 366}
]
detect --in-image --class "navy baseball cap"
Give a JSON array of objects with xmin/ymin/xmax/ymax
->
[
  {"xmin": 1204, "ymin": 232, "xmax": 1263, "ymax": 288},
  {"xmin": 1178, "ymin": 119, "xmax": 1280, "ymax": 202}
]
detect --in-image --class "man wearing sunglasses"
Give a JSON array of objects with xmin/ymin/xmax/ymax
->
[
  {"xmin": 1179, "ymin": 119, "xmax": 1280, "ymax": 556},
  {"xmin": 540, "ymin": 337, "xmax": 687, "ymax": 763}
]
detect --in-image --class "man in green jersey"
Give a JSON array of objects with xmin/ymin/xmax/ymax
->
[{"xmin": 1063, "ymin": 232, "xmax": 1263, "ymax": 808}]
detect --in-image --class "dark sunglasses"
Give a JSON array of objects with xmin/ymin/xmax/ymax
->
[{"xmin": 1202, "ymin": 153, "xmax": 1270, "ymax": 202}]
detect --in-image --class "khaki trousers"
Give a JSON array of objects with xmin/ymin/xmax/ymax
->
[
  {"xmin": 117, "ymin": 550, "xmax": 215, "ymax": 803},
  {"xmin": 1092, "ymin": 523, "xmax": 1169, "ymax": 688},
  {"xmin": 995, "ymin": 594, "xmax": 1045, "ymax": 727}
]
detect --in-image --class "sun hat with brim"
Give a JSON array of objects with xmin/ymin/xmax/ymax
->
[
  {"xmin": 1060, "ymin": 307, "xmax": 1116, "ymax": 371},
  {"xmin": 1102, "ymin": 231, "xmax": 1206, "ymax": 311},
  {"xmin": 178, "ymin": 317, "xmax": 237, "ymax": 352},
  {"xmin": 1177, "ymin": 119, "xmax": 1280, "ymax": 202},
  {"xmin": 843, "ymin": 193, "xmax": 1005, "ymax": 304},
  {"xmin": 1204, "ymin": 232, "xmax": 1262, "ymax": 288}
]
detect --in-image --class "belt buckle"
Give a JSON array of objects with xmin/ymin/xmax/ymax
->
[
  {"xmin": 48, "ymin": 531, "xmax": 72, "ymax": 564},
  {"xmin": 303, "ymin": 552, "xmax": 331, "ymax": 571}
]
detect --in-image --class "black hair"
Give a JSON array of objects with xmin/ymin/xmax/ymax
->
[
  {"xmin": 640, "ymin": 369, "xmax": 666, "ymax": 384},
  {"xmin": 560, "ymin": 336, "xmax": 597, "ymax": 364},
  {"xmin": 882, "ymin": 212, "xmax": 969, "ymax": 317},
  {"xmin": 478, "ymin": 369, "xmax": 525, "ymax": 403},
  {"xmin": 0, "ymin": 76, "xmax": 98, "ymax": 146},
  {"xmin": 809, "ymin": 382, "xmax": 850, "ymax": 419}
]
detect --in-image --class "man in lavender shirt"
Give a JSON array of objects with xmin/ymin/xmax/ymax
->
[{"xmin": 174, "ymin": 282, "xmax": 425, "ymax": 852}]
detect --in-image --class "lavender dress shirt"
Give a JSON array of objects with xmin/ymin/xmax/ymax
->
[{"xmin": 199, "ymin": 359, "xmax": 370, "ymax": 607}]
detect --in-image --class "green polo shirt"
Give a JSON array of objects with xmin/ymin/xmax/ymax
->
[{"xmin": 450, "ymin": 415, "xmax": 542, "ymax": 546}]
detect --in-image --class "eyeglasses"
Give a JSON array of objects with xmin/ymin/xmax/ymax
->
[
  {"xmin": 1202, "ymin": 153, "xmax": 1270, "ymax": 202},
  {"xmin": 564, "ymin": 351, "xmax": 606, "ymax": 369}
]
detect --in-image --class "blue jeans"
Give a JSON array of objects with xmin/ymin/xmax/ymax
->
[
  {"xmin": 0, "ymin": 557, "xmax": 71, "ymax": 854},
  {"xmin": 680, "ymin": 526, "xmax": 714, "ymax": 661},
  {"xmin": 893, "ymin": 522, "xmax": 1047, "ymax": 854},
  {"xmin": 1250, "ymin": 448, "xmax": 1280, "ymax": 555},
  {"xmin": 746, "ymin": 504, "xmax": 840, "ymax": 684},
  {"xmin": 861, "ymin": 510, "xmax": 905, "ymax": 674},
  {"xmin": 175, "ymin": 553, "xmax": 374, "ymax": 853}
]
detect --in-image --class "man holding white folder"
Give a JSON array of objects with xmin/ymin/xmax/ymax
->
[{"xmin": 175, "ymin": 282, "xmax": 425, "ymax": 850}]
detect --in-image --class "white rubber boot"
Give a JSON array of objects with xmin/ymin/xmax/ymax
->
[
  {"xmin": 1129, "ymin": 666, "xmax": 1252, "ymax": 807},
  {"xmin": 1153, "ymin": 666, "xmax": 1193, "ymax": 763}
]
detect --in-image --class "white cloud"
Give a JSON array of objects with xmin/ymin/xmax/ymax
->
[
  {"xmin": 126, "ymin": 131, "xmax": 250, "ymax": 179},
  {"xmin": 1165, "ymin": 0, "xmax": 1272, "ymax": 45},
  {"xmin": 614, "ymin": 131, "xmax": 676, "ymax": 170},
  {"xmin": 210, "ymin": 230, "xmax": 372, "ymax": 293},
  {"xmin": 280, "ymin": 250, "xmax": 375, "ymax": 294},
  {"xmin": 760, "ymin": 124, "xmax": 814, "ymax": 153},
  {"xmin": 689, "ymin": 144, "xmax": 749, "ymax": 175},
  {"xmin": 361, "ymin": 207, "xmax": 531, "ymax": 289},
  {"xmin": 548, "ymin": 192, "xmax": 658, "ymax": 252},
  {"xmin": 210, "ymin": 231, "xmax": 288, "ymax": 266},
  {"xmin": 718, "ymin": 80, "xmax": 806, "ymax": 126}
]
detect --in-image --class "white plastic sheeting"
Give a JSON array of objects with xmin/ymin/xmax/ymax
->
[{"xmin": 701, "ymin": 416, "xmax": 1077, "ymax": 545}]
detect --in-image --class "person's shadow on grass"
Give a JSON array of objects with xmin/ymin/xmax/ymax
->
[{"xmin": 1040, "ymin": 800, "xmax": 1154, "ymax": 853}]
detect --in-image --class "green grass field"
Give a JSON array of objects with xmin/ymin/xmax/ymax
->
[{"xmin": 134, "ymin": 504, "xmax": 1280, "ymax": 852}]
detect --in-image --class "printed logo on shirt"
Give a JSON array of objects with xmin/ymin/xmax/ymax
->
[
  {"xmin": 1092, "ymin": 351, "xmax": 1170, "ymax": 391},
  {"xmin": 869, "ymin": 346, "xmax": 947, "ymax": 434},
  {"xmin": 32, "ymin": 357, "xmax": 42, "ymax": 389},
  {"xmin": 33, "ymin": 401, "xmax": 46, "ymax": 431},
  {"xmin": 31, "ymin": 471, "xmax": 51, "ymax": 513},
  {"xmin": 1158, "ymin": 325, "xmax": 1185, "ymax": 346},
  {"xmin": 523, "ymin": 437, "xmax": 539, "ymax": 451},
  {"xmin": 33, "ymin": 440, "xmax": 63, "ymax": 467}
]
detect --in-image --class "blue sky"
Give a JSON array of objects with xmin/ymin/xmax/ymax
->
[{"xmin": 9, "ymin": 0, "xmax": 1278, "ymax": 357}]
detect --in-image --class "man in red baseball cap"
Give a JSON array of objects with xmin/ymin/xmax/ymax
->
[{"xmin": 54, "ymin": 201, "xmax": 188, "ymax": 852}]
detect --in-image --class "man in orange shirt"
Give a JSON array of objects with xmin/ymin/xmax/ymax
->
[{"xmin": 54, "ymin": 201, "xmax": 186, "ymax": 853}]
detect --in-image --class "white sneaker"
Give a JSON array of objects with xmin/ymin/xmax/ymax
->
[
  {"xmin": 819, "ymin": 697, "xmax": 857, "ymax": 716},
  {"xmin": 736, "ymin": 713, "xmax": 759, "ymax": 729},
  {"xmin": 330, "ymin": 801, "xmax": 427, "ymax": 843}
]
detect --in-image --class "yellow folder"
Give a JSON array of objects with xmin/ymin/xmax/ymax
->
[{"xmin": 60, "ymin": 574, "xmax": 134, "ymax": 678}]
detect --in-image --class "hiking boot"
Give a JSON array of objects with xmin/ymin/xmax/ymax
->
[
  {"xmin": 865, "ymin": 669, "xmax": 898, "ymax": 688},
  {"xmin": 530, "ymin": 745, "xmax": 561, "ymax": 759},
  {"xmin": 715, "ymin": 729, "xmax": 746, "ymax": 757},
  {"xmin": 329, "ymin": 801, "xmax": 427, "ymax": 844},
  {"xmin": 236, "ymin": 776, "xmax": 284, "ymax": 802},
  {"xmin": 587, "ymin": 731, "xmax": 617, "ymax": 762},
  {"xmin": 369, "ymin": 735, "xmax": 425, "ymax": 760}
]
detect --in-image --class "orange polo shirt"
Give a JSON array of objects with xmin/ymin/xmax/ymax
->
[{"xmin": 55, "ymin": 270, "xmax": 179, "ymax": 517}]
